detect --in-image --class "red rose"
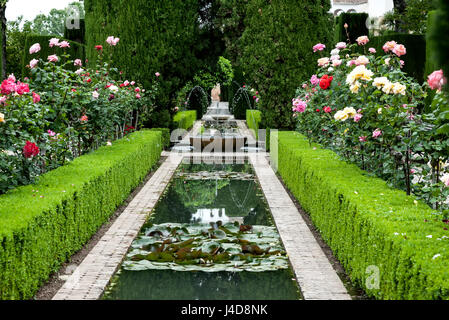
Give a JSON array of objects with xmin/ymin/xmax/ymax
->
[
  {"xmin": 95, "ymin": 45, "xmax": 103, "ymax": 51},
  {"xmin": 319, "ymin": 75, "xmax": 333, "ymax": 90},
  {"xmin": 23, "ymin": 141, "xmax": 39, "ymax": 158},
  {"xmin": 324, "ymin": 106, "xmax": 332, "ymax": 113}
]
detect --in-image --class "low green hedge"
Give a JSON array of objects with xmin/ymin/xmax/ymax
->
[
  {"xmin": 148, "ymin": 128, "xmax": 170, "ymax": 149},
  {"xmin": 0, "ymin": 130, "xmax": 162, "ymax": 299},
  {"xmin": 246, "ymin": 110, "xmax": 261, "ymax": 139},
  {"xmin": 272, "ymin": 131, "xmax": 449, "ymax": 300},
  {"xmin": 173, "ymin": 111, "xmax": 197, "ymax": 130}
]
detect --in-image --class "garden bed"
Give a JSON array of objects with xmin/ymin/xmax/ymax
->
[
  {"xmin": 0, "ymin": 130, "xmax": 162, "ymax": 300},
  {"xmin": 272, "ymin": 131, "xmax": 449, "ymax": 299}
]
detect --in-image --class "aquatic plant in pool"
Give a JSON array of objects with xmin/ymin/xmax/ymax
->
[
  {"xmin": 103, "ymin": 161, "xmax": 301, "ymax": 300},
  {"xmin": 124, "ymin": 221, "xmax": 288, "ymax": 272}
]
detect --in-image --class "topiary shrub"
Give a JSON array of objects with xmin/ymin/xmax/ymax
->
[
  {"xmin": 173, "ymin": 111, "xmax": 197, "ymax": 130},
  {"xmin": 334, "ymin": 12, "xmax": 369, "ymax": 44},
  {"xmin": 238, "ymin": 0, "xmax": 333, "ymax": 130}
]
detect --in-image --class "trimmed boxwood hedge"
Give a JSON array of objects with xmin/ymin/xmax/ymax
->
[
  {"xmin": 148, "ymin": 128, "xmax": 170, "ymax": 149},
  {"xmin": 173, "ymin": 111, "xmax": 197, "ymax": 130},
  {"xmin": 272, "ymin": 131, "xmax": 449, "ymax": 300},
  {"xmin": 246, "ymin": 109, "xmax": 261, "ymax": 139},
  {"xmin": 0, "ymin": 130, "xmax": 162, "ymax": 300}
]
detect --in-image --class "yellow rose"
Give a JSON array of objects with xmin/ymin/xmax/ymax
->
[
  {"xmin": 350, "ymin": 81, "xmax": 361, "ymax": 93},
  {"xmin": 392, "ymin": 82, "xmax": 406, "ymax": 95},
  {"xmin": 373, "ymin": 77, "xmax": 390, "ymax": 89},
  {"xmin": 343, "ymin": 107, "xmax": 357, "ymax": 118},
  {"xmin": 382, "ymin": 82, "xmax": 395, "ymax": 94},
  {"xmin": 0, "ymin": 112, "xmax": 5, "ymax": 123},
  {"xmin": 334, "ymin": 110, "xmax": 349, "ymax": 121}
]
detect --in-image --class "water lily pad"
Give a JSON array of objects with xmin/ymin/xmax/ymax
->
[{"xmin": 124, "ymin": 222, "xmax": 289, "ymax": 272}]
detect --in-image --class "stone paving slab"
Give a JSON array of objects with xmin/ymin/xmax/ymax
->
[
  {"xmin": 248, "ymin": 153, "xmax": 351, "ymax": 300},
  {"xmin": 52, "ymin": 153, "xmax": 183, "ymax": 300}
]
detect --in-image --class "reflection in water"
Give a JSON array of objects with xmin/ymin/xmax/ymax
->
[
  {"xmin": 102, "ymin": 162, "xmax": 301, "ymax": 300},
  {"xmin": 104, "ymin": 269, "xmax": 300, "ymax": 300},
  {"xmin": 190, "ymin": 208, "xmax": 245, "ymax": 225}
]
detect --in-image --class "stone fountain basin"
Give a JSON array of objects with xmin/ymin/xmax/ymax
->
[{"xmin": 189, "ymin": 135, "xmax": 247, "ymax": 150}]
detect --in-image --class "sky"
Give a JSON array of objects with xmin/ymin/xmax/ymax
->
[{"xmin": 6, "ymin": 0, "xmax": 80, "ymax": 22}]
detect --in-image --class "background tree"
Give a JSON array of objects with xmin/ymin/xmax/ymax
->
[
  {"xmin": 383, "ymin": 0, "xmax": 436, "ymax": 34},
  {"xmin": 0, "ymin": 0, "xmax": 8, "ymax": 79},
  {"xmin": 29, "ymin": 2, "xmax": 84, "ymax": 36},
  {"xmin": 237, "ymin": 0, "xmax": 333, "ymax": 130}
]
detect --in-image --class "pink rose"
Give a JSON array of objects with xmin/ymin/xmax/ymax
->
[
  {"xmin": 356, "ymin": 36, "xmax": 369, "ymax": 46},
  {"xmin": 332, "ymin": 59, "xmax": 342, "ymax": 67},
  {"xmin": 29, "ymin": 43, "xmax": 41, "ymax": 54},
  {"xmin": 57, "ymin": 41, "xmax": 70, "ymax": 48},
  {"xmin": 74, "ymin": 59, "xmax": 82, "ymax": 67},
  {"xmin": 29, "ymin": 58, "xmax": 39, "ymax": 69},
  {"xmin": 310, "ymin": 74, "xmax": 320, "ymax": 86},
  {"xmin": 155, "ymin": 72, "xmax": 161, "ymax": 77},
  {"xmin": 106, "ymin": 36, "xmax": 120, "ymax": 46},
  {"xmin": 135, "ymin": 87, "xmax": 141, "ymax": 93},
  {"xmin": 292, "ymin": 99, "xmax": 307, "ymax": 113},
  {"xmin": 382, "ymin": 41, "xmax": 397, "ymax": 53},
  {"xmin": 392, "ymin": 44, "xmax": 406, "ymax": 57},
  {"xmin": 355, "ymin": 55, "xmax": 369, "ymax": 66},
  {"xmin": 49, "ymin": 38, "xmax": 60, "ymax": 48},
  {"xmin": 427, "ymin": 70, "xmax": 447, "ymax": 91},
  {"xmin": 136, "ymin": 93, "xmax": 141, "ymax": 99},
  {"xmin": 372, "ymin": 129, "xmax": 382, "ymax": 138},
  {"xmin": 359, "ymin": 136, "xmax": 367, "ymax": 142},
  {"xmin": 369, "ymin": 48, "xmax": 376, "ymax": 54},
  {"xmin": 47, "ymin": 55, "xmax": 59, "ymax": 63},
  {"xmin": 32, "ymin": 92, "xmax": 40, "ymax": 103},
  {"xmin": 353, "ymin": 113, "xmax": 363, "ymax": 122},
  {"xmin": 336, "ymin": 42, "xmax": 347, "ymax": 50},
  {"xmin": 131, "ymin": 81, "xmax": 135, "ymax": 86},
  {"xmin": 1, "ymin": 79, "xmax": 16, "ymax": 95},
  {"xmin": 16, "ymin": 82, "xmax": 30, "ymax": 95},
  {"xmin": 313, "ymin": 43, "xmax": 326, "ymax": 52}
]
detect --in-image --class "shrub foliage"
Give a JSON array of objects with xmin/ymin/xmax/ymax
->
[
  {"xmin": 0, "ymin": 130, "xmax": 162, "ymax": 299},
  {"xmin": 273, "ymin": 131, "xmax": 449, "ymax": 299},
  {"xmin": 237, "ymin": 0, "xmax": 333, "ymax": 130}
]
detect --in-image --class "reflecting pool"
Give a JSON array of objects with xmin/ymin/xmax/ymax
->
[{"xmin": 102, "ymin": 160, "xmax": 301, "ymax": 300}]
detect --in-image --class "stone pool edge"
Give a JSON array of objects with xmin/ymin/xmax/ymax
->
[
  {"xmin": 52, "ymin": 153, "xmax": 184, "ymax": 300},
  {"xmin": 248, "ymin": 152, "xmax": 351, "ymax": 300}
]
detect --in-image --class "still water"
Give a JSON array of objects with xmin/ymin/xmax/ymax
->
[{"xmin": 102, "ymin": 160, "xmax": 302, "ymax": 300}]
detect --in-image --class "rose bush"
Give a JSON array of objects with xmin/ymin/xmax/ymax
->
[
  {"xmin": 293, "ymin": 36, "xmax": 449, "ymax": 216},
  {"xmin": 0, "ymin": 36, "xmax": 160, "ymax": 194}
]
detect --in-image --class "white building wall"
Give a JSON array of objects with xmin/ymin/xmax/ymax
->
[{"xmin": 330, "ymin": 0, "xmax": 393, "ymax": 18}]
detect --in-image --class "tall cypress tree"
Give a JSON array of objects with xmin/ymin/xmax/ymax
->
[
  {"xmin": 84, "ymin": 0, "xmax": 214, "ymax": 127},
  {"xmin": 238, "ymin": 0, "xmax": 333, "ymax": 129}
]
